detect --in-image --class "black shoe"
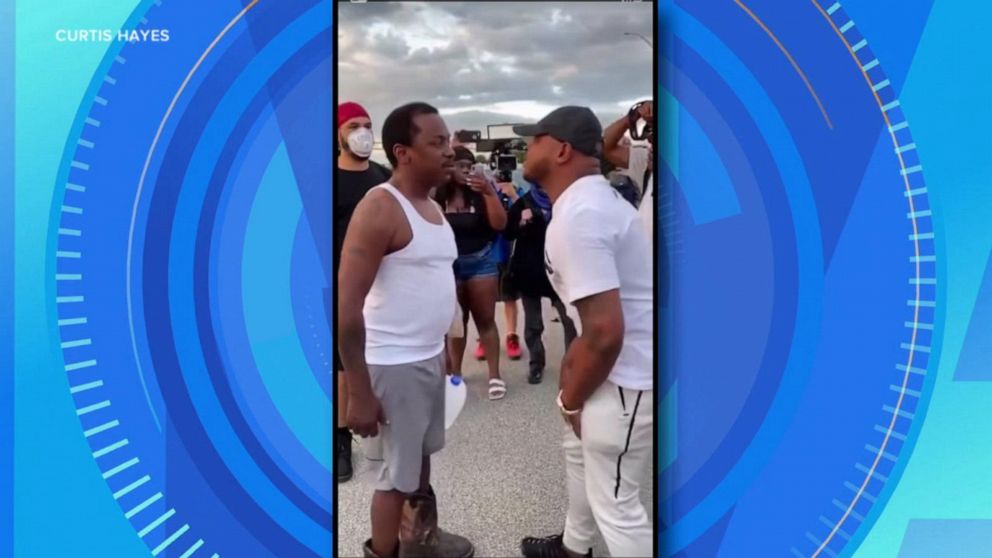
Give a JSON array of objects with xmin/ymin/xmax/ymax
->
[
  {"xmin": 528, "ymin": 369, "xmax": 544, "ymax": 385},
  {"xmin": 336, "ymin": 429, "xmax": 353, "ymax": 483},
  {"xmin": 521, "ymin": 533, "xmax": 591, "ymax": 558}
]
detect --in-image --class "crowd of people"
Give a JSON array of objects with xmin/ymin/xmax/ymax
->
[{"xmin": 334, "ymin": 99, "xmax": 655, "ymax": 558}]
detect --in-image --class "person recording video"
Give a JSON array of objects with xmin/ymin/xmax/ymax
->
[
  {"xmin": 452, "ymin": 133, "xmax": 527, "ymax": 364},
  {"xmin": 433, "ymin": 146, "xmax": 509, "ymax": 401},
  {"xmin": 603, "ymin": 100, "xmax": 654, "ymax": 237},
  {"xmin": 491, "ymin": 151, "xmax": 526, "ymax": 366}
]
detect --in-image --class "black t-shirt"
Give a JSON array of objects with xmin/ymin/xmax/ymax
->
[
  {"xmin": 334, "ymin": 162, "xmax": 391, "ymax": 277},
  {"xmin": 437, "ymin": 184, "xmax": 496, "ymax": 256}
]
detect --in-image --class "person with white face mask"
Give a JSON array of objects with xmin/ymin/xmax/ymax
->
[{"xmin": 335, "ymin": 102, "xmax": 392, "ymax": 484}]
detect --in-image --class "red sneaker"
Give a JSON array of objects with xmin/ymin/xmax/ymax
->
[
  {"xmin": 474, "ymin": 340, "xmax": 485, "ymax": 360},
  {"xmin": 507, "ymin": 334, "xmax": 522, "ymax": 360}
]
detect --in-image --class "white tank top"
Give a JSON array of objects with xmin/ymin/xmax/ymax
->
[{"xmin": 363, "ymin": 183, "xmax": 458, "ymax": 365}]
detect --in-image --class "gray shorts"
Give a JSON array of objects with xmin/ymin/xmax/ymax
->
[{"xmin": 369, "ymin": 352, "xmax": 446, "ymax": 493}]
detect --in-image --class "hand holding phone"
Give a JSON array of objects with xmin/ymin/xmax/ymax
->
[
  {"xmin": 636, "ymin": 100, "xmax": 653, "ymax": 119},
  {"xmin": 466, "ymin": 172, "xmax": 490, "ymax": 195},
  {"xmin": 629, "ymin": 100, "xmax": 654, "ymax": 140},
  {"xmin": 456, "ymin": 130, "xmax": 482, "ymax": 144}
]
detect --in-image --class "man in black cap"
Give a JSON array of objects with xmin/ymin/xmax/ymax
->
[{"xmin": 514, "ymin": 107, "xmax": 654, "ymax": 558}]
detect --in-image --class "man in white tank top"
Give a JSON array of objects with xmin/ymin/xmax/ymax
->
[
  {"xmin": 338, "ymin": 103, "xmax": 473, "ymax": 558},
  {"xmin": 514, "ymin": 107, "xmax": 655, "ymax": 558}
]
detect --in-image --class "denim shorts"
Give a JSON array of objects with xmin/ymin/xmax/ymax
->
[{"xmin": 453, "ymin": 243, "xmax": 500, "ymax": 282}]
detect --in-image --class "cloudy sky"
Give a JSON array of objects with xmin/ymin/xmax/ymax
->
[{"xmin": 338, "ymin": 1, "xmax": 654, "ymax": 138}]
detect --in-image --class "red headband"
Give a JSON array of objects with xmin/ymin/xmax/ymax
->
[{"xmin": 338, "ymin": 102, "xmax": 370, "ymax": 128}]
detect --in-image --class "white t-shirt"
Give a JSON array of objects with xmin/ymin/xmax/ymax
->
[
  {"xmin": 544, "ymin": 175, "xmax": 654, "ymax": 391},
  {"xmin": 624, "ymin": 146, "xmax": 654, "ymax": 239}
]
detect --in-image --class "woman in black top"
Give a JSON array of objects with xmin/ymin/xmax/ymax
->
[{"xmin": 434, "ymin": 146, "xmax": 509, "ymax": 400}]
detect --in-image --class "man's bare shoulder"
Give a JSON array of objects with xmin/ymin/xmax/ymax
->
[{"xmin": 353, "ymin": 185, "xmax": 401, "ymax": 224}]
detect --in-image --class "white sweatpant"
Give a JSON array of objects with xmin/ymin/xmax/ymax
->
[{"xmin": 563, "ymin": 380, "xmax": 654, "ymax": 557}]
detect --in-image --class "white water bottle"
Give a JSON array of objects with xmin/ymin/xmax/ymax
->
[
  {"xmin": 445, "ymin": 375, "xmax": 467, "ymax": 430},
  {"xmin": 362, "ymin": 434, "xmax": 383, "ymax": 461}
]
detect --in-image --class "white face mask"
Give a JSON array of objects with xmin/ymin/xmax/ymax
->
[{"xmin": 346, "ymin": 127, "xmax": 374, "ymax": 159}]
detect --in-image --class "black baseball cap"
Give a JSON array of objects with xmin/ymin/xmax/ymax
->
[{"xmin": 513, "ymin": 106, "xmax": 603, "ymax": 157}]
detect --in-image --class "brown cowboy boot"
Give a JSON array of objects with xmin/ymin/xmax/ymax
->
[
  {"xmin": 363, "ymin": 539, "xmax": 395, "ymax": 558},
  {"xmin": 399, "ymin": 486, "xmax": 474, "ymax": 558}
]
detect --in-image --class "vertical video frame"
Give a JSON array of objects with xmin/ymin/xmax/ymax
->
[{"xmin": 333, "ymin": 1, "xmax": 658, "ymax": 557}]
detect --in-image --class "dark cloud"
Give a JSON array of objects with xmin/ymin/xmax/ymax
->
[{"xmin": 337, "ymin": 1, "xmax": 654, "ymax": 135}]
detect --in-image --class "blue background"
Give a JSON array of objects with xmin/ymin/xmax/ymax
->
[
  {"xmin": 5, "ymin": 0, "xmax": 992, "ymax": 556},
  {"xmin": 660, "ymin": 1, "xmax": 992, "ymax": 556}
]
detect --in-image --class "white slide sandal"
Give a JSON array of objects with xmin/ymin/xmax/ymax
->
[{"xmin": 488, "ymin": 378, "xmax": 507, "ymax": 400}]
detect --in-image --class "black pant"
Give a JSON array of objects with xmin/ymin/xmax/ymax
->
[{"xmin": 521, "ymin": 294, "xmax": 577, "ymax": 374}]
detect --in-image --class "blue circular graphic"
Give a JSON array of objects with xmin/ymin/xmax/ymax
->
[
  {"xmin": 50, "ymin": 1, "xmax": 332, "ymax": 556},
  {"xmin": 45, "ymin": 0, "xmax": 942, "ymax": 556},
  {"xmin": 659, "ymin": 2, "xmax": 938, "ymax": 556}
]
